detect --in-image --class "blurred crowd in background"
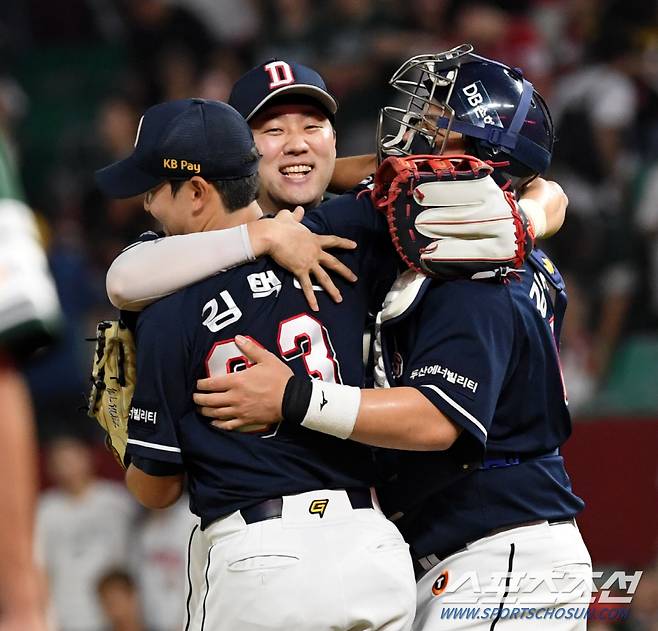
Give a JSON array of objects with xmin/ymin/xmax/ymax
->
[
  {"xmin": 2, "ymin": 0, "xmax": 657, "ymax": 433},
  {"xmin": 2, "ymin": 0, "xmax": 658, "ymax": 629}
]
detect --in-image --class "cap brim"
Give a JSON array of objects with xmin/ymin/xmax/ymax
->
[
  {"xmin": 245, "ymin": 84, "xmax": 338, "ymax": 121},
  {"xmin": 95, "ymin": 154, "xmax": 165, "ymax": 199}
]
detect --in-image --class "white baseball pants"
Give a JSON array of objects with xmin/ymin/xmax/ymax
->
[
  {"xmin": 184, "ymin": 488, "xmax": 416, "ymax": 631},
  {"xmin": 413, "ymin": 520, "xmax": 592, "ymax": 630}
]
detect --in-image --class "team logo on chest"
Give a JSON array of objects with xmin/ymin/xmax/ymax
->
[{"xmin": 248, "ymin": 271, "xmax": 282, "ymax": 298}]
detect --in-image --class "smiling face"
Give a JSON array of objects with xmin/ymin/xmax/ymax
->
[{"xmin": 250, "ymin": 103, "xmax": 336, "ymax": 213}]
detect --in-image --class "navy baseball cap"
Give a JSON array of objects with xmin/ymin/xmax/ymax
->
[
  {"xmin": 228, "ymin": 59, "xmax": 338, "ymax": 122},
  {"xmin": 95, "ymin": 98, "xmax": 259, "ymax": 199}
]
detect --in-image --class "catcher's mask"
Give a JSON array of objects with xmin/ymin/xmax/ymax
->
[{"xmin": 377, "ymin": 43, "xmax": 555, "ymax": 189}]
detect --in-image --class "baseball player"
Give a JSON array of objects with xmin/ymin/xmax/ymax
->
[
  {"xmin": 104, "ymin": 65, "xmax": 374, "ymax": 618},
  {"xmin": 0, "ymin": 124, "xmax": 61, "ymax": 631},
  {"xmin": 99, "ymin": 57, "xmax": 568, "ymax": 625},
  {"xmin": 106, "ymin": 60, "xmax": 375, "ymax": 313},
  {"xmin": 105, "ymin": 59, "xmax": 567, "ymax": 313},
  {"xmin": 95, "ymin": 98, "xmax": 417, "ymax": 631},
  {"xmin": 192, "ymin": 47, "xmax": 593, "ymax": 631}
]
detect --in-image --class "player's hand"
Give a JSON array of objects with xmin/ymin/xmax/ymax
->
[
  {"xmin": 194, "ymin": 336, "xmax": 292, "ymax": 430},
  {"xmin": 248, "ymin": 207, "xmax": 357, "ymax": 311}
]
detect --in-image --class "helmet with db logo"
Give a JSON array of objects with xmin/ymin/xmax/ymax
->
[{"xmin": 377, "ymin": 44, "xmax": 555, "ymax": 189}]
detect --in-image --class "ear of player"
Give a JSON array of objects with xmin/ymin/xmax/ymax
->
[{"xmin": 371, "ymin": 154, "xmax": 535, "ymax": 279}]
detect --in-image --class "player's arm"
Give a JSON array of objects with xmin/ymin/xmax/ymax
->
[
  {"xmin": 125, "ymin": 464, "xmax": 184, "ymax": 509},
  {"xmin": 327, "ymin": 155, "xmax": 566, "ymax": 238},
  {"xmin": 123, "ymin": 298, "xmax": 189, "ymax": 509},
  {"xmin": 328, "ymin": 154, "xmax": 376, "ymax": 193},
  {"xmin": 0, "ymin": 353, "xmax": 48, "ymax": 630},
  {"xmin": 343, "ymin": 388, "xmax": 462, "ymax": 450},
  {"xmin": 106, "ymin": 207, "xmax": 356, "ymax": 312},
  {"xmin": 194, "ymin": 340, "xmax": 460, "ymax": 450},
  {"xmin": 518, "ymin": 177, "xmax": 568, "ymax": 238},
  {"xmin": 0, "ymin": 193, "xmax": 60, "ymax": 629},
  {"xmin": 195, "ymin": 284, "xmax": 512, "ymax": 451}
]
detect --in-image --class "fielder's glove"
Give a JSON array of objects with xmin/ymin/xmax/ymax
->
[
  {"xmin": 87, "ymin": 320, "xmax": 136, "ymax": 469},
  {"xmin": 371, "ymin": 154, "xmax": 535, "ymax": 279}
]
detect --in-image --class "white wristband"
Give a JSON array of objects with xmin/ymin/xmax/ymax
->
[
  {"xmin": 301, "ymin": 381, "xmax": 361, "ymax": 439},
  {"xmin": 518, "ymin": 198, "xmax": 547, "ymax": 239}
]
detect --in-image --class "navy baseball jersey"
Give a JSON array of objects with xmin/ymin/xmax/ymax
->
[
  {"xmin": 377, "ymin": 250, "xmax": 585, "ymax": 558},
  {"xmin": 126, "ymin": 192, "xmax": 396, "ymax": 529}
]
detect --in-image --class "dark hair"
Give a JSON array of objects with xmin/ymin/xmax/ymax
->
[
  {"xmin": 169, "ymin": 146, "xmax": 260, "ymax": 212},
  {"xmin": 212, "ymin": 172, "xmax": 260, "ymax": 212}
]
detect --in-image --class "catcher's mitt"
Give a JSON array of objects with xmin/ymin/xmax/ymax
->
[
  {"xmin": 371, "ymin": 154, "xmax": 535, "ymax": 279},
  {"xmin": 87, "ymin": 320, "xmax": 136, "ymax": 469}
]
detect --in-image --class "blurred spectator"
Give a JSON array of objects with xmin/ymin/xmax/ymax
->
[
  {"xmin": 531, "ymin": 0, "xmax": 602, "ymax": 73},
  {"xmin": 97, "ymin": 569, "xmax": 151, "ymax": 631},
  {"xmin": 257, "ymin": 0, "xmax": 321, "ymax": 63},
  {"xmin": 24, "ymin": 0, "xmax": 108, "ymax": 46},
  {"xmin": 448, "ymin": 1, "xmax": 552, "ymax": 93},
  {"xmin": 168, "ymin": 0, "xmax": 260, "ymax": 49},
  {"xmin": 635, "ymin": 163, "xmax": 658, "ymax": 325},
  {"xmin": 156, "ymin": 46, "xmax": 200, "ymax": 103},
  {"xmin": 37, "ymin": 437, "xmax": 138, "ymax": 631},
  {"xmin": 81, "ymin": 95, "xmax": 154, "ymax": 273},
  {"xmin": 198, "ymin": 48, "xmax": 245, "ymax": 102},
  {"xmin": 0, "ymin": 91, "xmax": 61, "ymax": 629},
  {"xmin": 635, "ymin": 37, "xmax": 658, "ymax": 158},
  {"xmin": 547, "ymin": 26, "xmax": 641, "ymax": 398},
  {"xmin": 133, "ymin": 497, "xmax": 197, "ymax": 631},
  {"xmin": 557, "ymin": 275, "xmax": 598, "ymax": 412},
  {"xmin": 119, "ymin": 0, "xmax": 215, "ymax": 103},
  {"xmin": 314, "ymin": 0, "xmax": 396, "ymax": 154},
  {"xmin": 624, "ymin": 567, "xmax": 658, "ymax": 630}
]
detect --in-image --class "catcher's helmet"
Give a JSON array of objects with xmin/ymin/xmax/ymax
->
[{"xmin": 377, "ymin": 44, "xmax": 555, "ymax": 188}]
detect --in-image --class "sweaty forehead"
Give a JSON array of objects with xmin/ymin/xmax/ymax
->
[{"xmin": 250, "ymin": 103, "xmax": 329, "ymax": 128}]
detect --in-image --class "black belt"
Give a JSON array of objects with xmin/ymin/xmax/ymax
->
[
  {"xmin": 240, "ymin": 488, "xmax": 373, "ymax": 525},
  {"xmin": 412, "ymin": 517, "xmax": 576, "ymax": 576},
  {"xmin": 480, "ymin": 447, "xmax": 560, "ymax": 470}
]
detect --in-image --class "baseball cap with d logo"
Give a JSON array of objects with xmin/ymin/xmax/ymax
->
[
  {"xmin": 95, "ymin": 98, "xmax": 260, "ymax": 199},
  {"xmin": 229, "ymin": 59, "xmax": 338, "ymax": 122}
]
